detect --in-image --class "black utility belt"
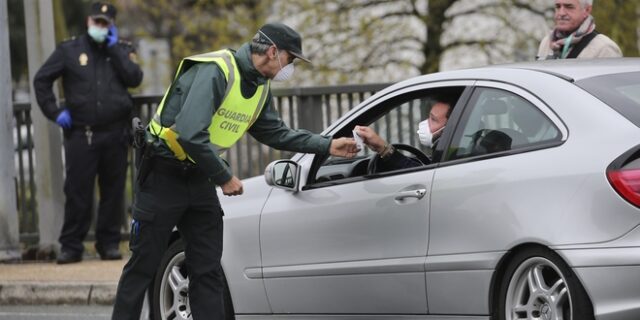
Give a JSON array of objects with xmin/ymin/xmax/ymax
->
[
  {"xmin": 71, "ymin": 122, "xmax": 126, "ymax": 132},
  {"xmin": 150, "ymin": 156, "xmax": 203, "ymax": 178}
]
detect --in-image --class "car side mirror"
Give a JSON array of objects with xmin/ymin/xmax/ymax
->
[{"xmin": 264, "ymin": 160, "xmax": 300, "ymax": 191}]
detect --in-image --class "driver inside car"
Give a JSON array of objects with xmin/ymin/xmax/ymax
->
[{"xmin": 354, "ymin": 100, "xmax": 451, "ymax": 172}]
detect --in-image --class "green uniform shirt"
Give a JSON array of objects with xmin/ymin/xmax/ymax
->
[{"xmin": 151, "ymin": 43, "xmax": 331, "ymax": 185}]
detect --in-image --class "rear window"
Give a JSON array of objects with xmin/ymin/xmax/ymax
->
[{"xmin": 576, "ymin": 72, "xmax": 640, "ymax": 127}]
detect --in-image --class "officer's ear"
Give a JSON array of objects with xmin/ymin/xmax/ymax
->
[{"xmin": 268, "ymin": 46, "xmax": 279, "ymax": 60}]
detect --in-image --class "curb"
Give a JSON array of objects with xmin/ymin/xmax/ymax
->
[{"xmin": 0, "ymin": 282, "xmax": 117, "ymax": 305}]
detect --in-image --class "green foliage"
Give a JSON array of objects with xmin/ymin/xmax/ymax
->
[
  {"xmin": 8, "ymin": 0, "xmax": 638, "ymax": 89},
  {"xmin": 122, "ymin": 0, "xmax": 271, "ymax": 70},
  {"xmin": 591, "ymin": 0, "xmax": 639, "ymax": 57},
  {"xmin": 8, "ymin": 0, "xmax": 26, "ymax": 84},
  {"xmin": 53, "ymin": 0, "xmax": 93, "ymax": 41},
  {"xmin": 8, "ymin": 0, "xmax": 93, "ymax": 85}
]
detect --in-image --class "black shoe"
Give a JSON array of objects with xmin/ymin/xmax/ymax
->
[
  {"xmin": 56, "ymin": 250, "xmax": 82, "ymax": 264},
  {"xmin": 98, "ymin": 247, "xmax": 122, "ymax": 260}
]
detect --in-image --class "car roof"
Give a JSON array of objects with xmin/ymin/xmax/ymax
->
[
  {"xmin": 325, "ymin": 58, "xmax": 640, "ymax": 137},
  {"xmin": 484, "ymin": 58, "xmax": 640, "ymax": 82},
  {"xmin": 380, "ymin": 58, "xmax": 640, "ymax": 96}
]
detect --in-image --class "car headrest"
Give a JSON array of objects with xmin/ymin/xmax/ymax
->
[
  {"xmin": 479, "ymin": 99, "xmax": 508, "ymax": 115},
  {"xmin": 471, "ymin": 129, "xmax": 513, "ymax": 155}
]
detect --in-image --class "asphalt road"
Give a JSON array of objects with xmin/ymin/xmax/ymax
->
[{"xmin": 0, "ymin": 305, "xmax": 112, "ymax": 320}]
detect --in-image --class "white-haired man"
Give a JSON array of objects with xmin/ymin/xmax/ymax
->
[{"xmin": 537, "ymin": 0, "xmax": 622, "ymax": 59}]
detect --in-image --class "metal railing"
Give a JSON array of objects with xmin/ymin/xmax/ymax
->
[
  {"xmin": 12, "ymin": 83, "xmax": 391, "ymax": 242},
  {"xmin": 13, "ymin": 102, "xmax": 37, "ymax": 240}
]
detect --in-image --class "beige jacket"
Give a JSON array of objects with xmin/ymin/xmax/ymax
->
[{"xmin": 537, "ymin": 33, "xmax": 622, "ymax": 60}]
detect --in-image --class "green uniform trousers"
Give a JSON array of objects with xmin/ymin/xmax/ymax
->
[{"xmin": 112, "ymin": 157, "xmax": 225, "ymax": 320}]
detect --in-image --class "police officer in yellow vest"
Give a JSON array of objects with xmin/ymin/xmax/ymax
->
[{"xmin": 111, "ymin": 23, "xmax": 358, "ymax": 319}]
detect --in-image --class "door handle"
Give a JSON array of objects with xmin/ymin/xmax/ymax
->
[{"xmin": 394, "ymin": 189, "xmax": 427, "ymax": 201}]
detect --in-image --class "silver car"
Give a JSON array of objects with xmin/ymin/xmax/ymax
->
[{"xmin": 152, "ymin": 58, "xmax": 640, "ymax": 320}]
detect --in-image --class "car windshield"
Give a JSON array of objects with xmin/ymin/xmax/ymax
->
[{"xmin": 576, "ymin": 71, "xmax": 640, "ymax": 127}]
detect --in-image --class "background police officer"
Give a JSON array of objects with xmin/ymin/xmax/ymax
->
[
  {"xmin": 111, "ymin": 23, "xmax": 357, "ymax": 319},
  {"xmin": 33, "ymin": 2, "xmax": 143, "ymax": 264}
]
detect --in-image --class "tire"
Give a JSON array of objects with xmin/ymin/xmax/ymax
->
[
  {"xmin": 140, "ymin": 289, "xmax": 154, "ymax": 319},
  {"xmin": 493, "ymin": 247, "xmax": 594, "ymax": 320},
  {"xmin": 152, "ymin": 239, "xmax": 235, "ymax": 320}
]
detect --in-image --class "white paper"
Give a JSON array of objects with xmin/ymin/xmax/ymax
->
[{"xmin": 352, "ymin": 129, "xmax": 364, "ymax": 151}]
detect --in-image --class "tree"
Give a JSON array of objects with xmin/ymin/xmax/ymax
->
[
  {"xmin": 8, "ymin": 0, "xmax": 27, "ymax": 86},
  {"xmin": 591, "ymin": 0, "xmax": 639, "ymax": 57},
  {"xmin": 119, "ymin": 0, "xmax": 272, "ymax": 71},
  {"xmin": 271, "ymin": 0, "xmax": 552, "ymax": 85},
  {"xmin": 52, "ymin": 0, "xmax": 89, "ymax": 42},
  {"xmin": 8, "ymin": 0, "xmax": 96, "ymax": 92},
  {"xmin": 271, "ymin": 0, "xmax": 640, "ymax": 85}
]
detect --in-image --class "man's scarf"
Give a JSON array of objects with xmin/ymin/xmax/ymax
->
[{"xmin": 547, "ymin": 15, "xmax": 596, "ymax": 59}]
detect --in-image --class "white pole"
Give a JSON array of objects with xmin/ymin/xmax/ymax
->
[
  {"xmin": 24, "ymin": 0, "xmax": 65, "ymax": 256},
  {"xmin": 0, "ymin": 0, "xmax": 22, "ymax": 261}
]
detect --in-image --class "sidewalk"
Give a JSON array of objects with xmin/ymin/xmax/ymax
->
[{"xmin": 0, "ymin": 256, "xmax": 127, "ymax": 305}]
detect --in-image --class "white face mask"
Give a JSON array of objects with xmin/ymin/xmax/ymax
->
[
  {"xmin": 258, "ymin": 30, "xmax": 295, "ymax": 81},
  {"xmin": 417, "ymin": 120, "xmax": 445, "ymax": 148},
  {"xmin": 88, "ymin": 25, "xmax": 108, "ymax": 43},
  {"xmin": 273, "ymin": 50, "xmax": 295, "ymax": 81}
]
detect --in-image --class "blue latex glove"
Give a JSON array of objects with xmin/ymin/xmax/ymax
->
[
  {"xmin": 106, "ymin": 25, "xmax": 118, "ymax": 47},
  {"xmin": 56, "ymin": 109, "xmax": 72, "ymax": 129}
]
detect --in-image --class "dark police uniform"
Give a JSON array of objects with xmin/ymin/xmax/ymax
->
[
  {"xmin": 33, "ymin": 32, "xmax": 143, "ymax": 260},
  {"xmin": 112, "ymin": 24, "xmax": 330, "ymax": 320}
]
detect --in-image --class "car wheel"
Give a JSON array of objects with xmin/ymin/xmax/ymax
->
[
  {"xmin": 494, "ymin": 247, "xmax": 594, "ymax": 320},
  {"xmin": 152, "ymin": 239, "xmax": 235, "ymax": 320}
]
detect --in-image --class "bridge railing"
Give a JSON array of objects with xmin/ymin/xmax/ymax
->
[{"xmin": 12, "ymin": 83, "xmax": 391, "ymax": 242}]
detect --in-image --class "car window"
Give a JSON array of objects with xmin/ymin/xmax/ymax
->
[
  {"xmin": 312, "ymin": 87, "xmax": 466, "ymax": 185},
  {"xmin": 315, "ymin": 97, "xmax": 434, "ymax": 183},
  {"xmin": 447, "ymin": 87, "xmax": 560, "ymax": 160},
  {"xmin": 577, "ymin": 71, "xmax": 640, "ymax": 127},
  {"xmin": 364, "ymin": 97, "xmax": 433, "ymax": 157}
]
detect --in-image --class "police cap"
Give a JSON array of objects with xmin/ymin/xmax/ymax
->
[
  {"xmin": 256, "ymin": 23, "xmax": 311, "ymax": 63},
  {"xmin": 90, "ymin": 2, "xmax": 117, "ymax": 23}
]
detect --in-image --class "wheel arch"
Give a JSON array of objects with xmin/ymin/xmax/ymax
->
[
  {"xmin": 168, "ymin": 229, "xmax": 182, "ymax": 247},
  {"xmin": 154, "ymin": 233, "xmax": 236, "ymax": 320},
  {"xmin": 487, "ymin": 242, "xmax": 595, "ymax": 319},
  {"xmin": 488, "ymin": 242, "xmax": 553, "ymax": 316}
]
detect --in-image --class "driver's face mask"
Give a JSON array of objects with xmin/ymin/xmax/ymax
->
[
  {"xmin": 259, "ymin": 30, "xmax": 295, "ymax": 82},
  {"xmin": 417, "ymin": 120, "xmax": 445, "ymax": 148}
]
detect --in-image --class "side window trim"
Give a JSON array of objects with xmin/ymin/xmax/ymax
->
[
  {"xmin": 473, "ymin": 81, "xmax": 568, "ymax": 140},
  {"xmin": 441, "ymin": 82, "xmax": 568, "ymax": 162},
  {"xmin": 430, "ymin": 84, "xmax": 476, "ymax": 163}
]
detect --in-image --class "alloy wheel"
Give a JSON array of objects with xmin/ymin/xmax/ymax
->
[
  {"xmin": 159, "ymin": 251, "xmax": 192, "ymax": 320},
  {"xmin": 504, "ymin": 257, "xmax": 571, "ymax": 320}
]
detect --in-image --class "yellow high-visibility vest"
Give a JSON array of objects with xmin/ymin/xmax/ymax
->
[{"xmin": 149, "ymin": 49, "xmax": 270, "ymax": 161}]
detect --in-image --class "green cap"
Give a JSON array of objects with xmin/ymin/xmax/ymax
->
[{"xmin": 256, "ymin": 23, "xmax": 311, "ymax": 63}]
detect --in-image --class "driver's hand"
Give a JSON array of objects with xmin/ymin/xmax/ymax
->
[{"xmin": 354, "ymin": 125, "xmax": 386, "ymax": 153}]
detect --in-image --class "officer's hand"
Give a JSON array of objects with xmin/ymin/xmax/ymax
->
[
  {"xmin": 55, "ymin": 109, "xmax": 72, "ymax": 129},
  {"xmin": 329, "ymin": 137, "xmax": 359, "ymax": 158},
  {"xmin": 221, "ymin": 176, "xmax": 243, "ymax": 196},
  {"xmin": 106, "ymin": 24, "xmax": 118, "ymax": 47}
]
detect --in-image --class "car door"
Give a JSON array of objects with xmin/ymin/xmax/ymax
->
[
  {"xmin": 258, "ymin": 82, "xmax": 473, "ymax": 315},
  {"xmin": 426, "ymin": 84, "xmax": 566, "ymax": 315},
  {"xmin": 260, "ymin": 168, "xmax": 432, "ymax": 314}
]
